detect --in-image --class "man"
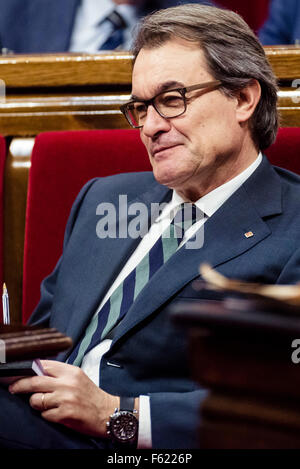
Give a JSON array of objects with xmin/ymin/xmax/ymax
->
[
  {"xmin": 259, "ymin": 0, "xmax": 300, "ymax": 45},
  {"xmin": 1, "ymin": 3, "xmax": 300, "ymax": 449},
  {"xmin": 0, "ymin": 0, "xmax": 213, "ymax": 53}
]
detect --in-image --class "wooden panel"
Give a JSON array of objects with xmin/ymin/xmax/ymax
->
[
  {"xmin": 0, "ymin": 93, "xmax": 299, "ymax": 137},
  {"xmin": 0, "ymin": 47, "xmax": 295, "ymax": 88},
  {"xmin": 266, "ymin": 47, "xmax": 300, "ymax": 81},
  {"xmin": 0, "ymin": 52, "xmax": 133, "ymax": 137},
  {"xmin": 0, "ymin": 52, "xmax": 133, "ymax": 87},
  {"xmin": 266, "ymin": 48, "xmax": 300, "ymax": 126},
  {"xmin": 0, "ymin": 96, "xmax": 131, "ymax": 137},
  {"xmin": 278, "ymin": 89, "xmax": 300, "ymax": 126},
  {"xmin": 0, "ymin": 49, "xmax": 298, "ymax": 85}
]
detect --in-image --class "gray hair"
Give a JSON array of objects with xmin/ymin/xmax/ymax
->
[{"xmin": 132, "ymin": 4, "xmax": 279, "ymax": 150}]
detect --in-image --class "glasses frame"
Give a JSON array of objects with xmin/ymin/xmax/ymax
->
[{"xmin": 120, "ymin": 80, "xmax": 222, "ymax": 129}]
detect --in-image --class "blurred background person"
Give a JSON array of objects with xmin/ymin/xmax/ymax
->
[
  {"xmin": 0, "ymin": 0, "xmax": 215, "ymax": 54},
  {"xmin": 259, "ymin": 0, "xmax": 300, "ymax": 45},
  {"xmin": 0, "ymin": 0, "xmax": 144, "ymax": 53}
]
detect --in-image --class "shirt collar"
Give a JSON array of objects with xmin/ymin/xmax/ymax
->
[{"xmin": 156, "ymin": 152, "xmax": 263, "ymax": 222}]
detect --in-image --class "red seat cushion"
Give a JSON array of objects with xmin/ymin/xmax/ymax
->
[
  {"xmin": 23, "ymin": 129, "xmax": 151, "ymax": 323},
  {"xmin": 217, "ymin": 0, "xmax": 270, "ymax": 32},
  {"xmin": 265, "ymin": 127, "xmax": 300, "ymax": 174}
]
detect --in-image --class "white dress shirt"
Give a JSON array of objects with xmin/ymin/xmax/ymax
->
[
  {"xmin": 69, "ymin": 0, "xmax": 138, "ymax": 52},
  {"xmin": 80, "ymin": 153, "xmax": 263, "ymax": 447}
]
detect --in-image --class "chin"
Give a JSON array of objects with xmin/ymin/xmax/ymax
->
[{"xmin": 153, "ymin": 166, "xmax": 185, "ymax": 189}]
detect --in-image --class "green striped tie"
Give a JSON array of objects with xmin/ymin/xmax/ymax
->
[{"xmin": 67, "ymin": 203, "xmax": 202, "ymax": 367}]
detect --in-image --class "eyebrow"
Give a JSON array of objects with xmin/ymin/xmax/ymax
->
[{"xmin": 131, "ymin": 80, "xmax": 186, "ymax": 101}]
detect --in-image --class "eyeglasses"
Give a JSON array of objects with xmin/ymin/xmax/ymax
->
[{"xmin": 120, "ymin": 80, "xmax": 222, "ymax": 129}]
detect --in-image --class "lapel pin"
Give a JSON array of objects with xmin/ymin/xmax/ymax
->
[{"xmin": 244, "ymin": 231, "xmax": 254, "ymax": 238}]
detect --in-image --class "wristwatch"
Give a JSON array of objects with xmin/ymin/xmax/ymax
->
[{"xmin": 106, "ymin": 396, "xmax": 139, "ymax": 445}]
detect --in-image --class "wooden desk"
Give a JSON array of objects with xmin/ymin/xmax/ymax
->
[
  {"xmin": 172, "ymin": 298, "xmax": 300, "ymax": 449},
  {"xmin": 0, "ymin": 52, "xmax": 133, "ymax": 137},
  {"xmin": 267, "ymin": 46, "xmax": 300, "ymax": 127},
  {"xmin": 0, "ymin": 47, "xmax": 299, "ymax": 322}
]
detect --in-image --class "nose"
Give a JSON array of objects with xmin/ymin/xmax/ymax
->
[{"xmin": 141, "ymin": 104, "xmax": 171, "ymax": 138}]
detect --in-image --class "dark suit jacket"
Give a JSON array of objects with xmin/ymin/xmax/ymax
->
[
  {"xmin": 259, "ymin": 0, "xmax": 300, "ymax": 45},
  {"xmin": 0, "ymin": 0, "xmax": 80, "ymax": 53},
  {"xmin": 29, "ymin": 157, "xmax": 300, "ymax": 448},
  {"xmin": 0, "ymin": 0, "xmax": 212, "ymax": 53}
]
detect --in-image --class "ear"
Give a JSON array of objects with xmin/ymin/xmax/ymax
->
[{"xmin": 235, "ymin": 79, "xmax": 261, "ymax": 123}]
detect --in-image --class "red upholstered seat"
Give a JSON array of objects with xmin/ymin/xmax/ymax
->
[
  {"xmin": 265, "ymin": 127, "xmax": 300, "ymax": 174},
  {"xmin": 22, "ymin": 129, "xmax": 151, "ymax": 323},
  {"xmin": 217, "ymin": 0, "xmax": 270, "ymax": 32},
  {"xmin": 0, "ymin": 136, "xmax": 6, "ymax": 322}
]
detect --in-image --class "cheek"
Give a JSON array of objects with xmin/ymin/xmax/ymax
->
[{"xmin": 192, "ymin": 112, "xmax": 237, "ymax": 152}]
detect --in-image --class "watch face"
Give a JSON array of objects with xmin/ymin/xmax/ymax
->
[{"xmin": 111, "ymin": 411, "xmax": 138, "ymax": 442}]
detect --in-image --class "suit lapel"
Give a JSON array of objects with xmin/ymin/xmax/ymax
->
[
  {"xmin": 62, "ymin": 180, "xmax": 171, "ymax": 346},
  {"xmin": 112, "ymin": 157, "xmax": 283, "ymax": 343}
]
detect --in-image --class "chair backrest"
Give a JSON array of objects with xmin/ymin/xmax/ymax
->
[
  {"xmin": 217, "ymin": 0, "xmax": 270, "ymax": 32},
  {"xmin": 0, "ymin": 136, "xmax": 6, "ymax": 322},
  {"xmin": 265, "ymin": 127, "xmax": 300, "ymax": 174},
  {"xmin": 22, "ymin": 129, "xmax": 151, "ymax": 323}
]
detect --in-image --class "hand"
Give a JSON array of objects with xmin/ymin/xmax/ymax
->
[{"xmin": 8, "ymin": 360, "xmax": 119, "ymax": 438}]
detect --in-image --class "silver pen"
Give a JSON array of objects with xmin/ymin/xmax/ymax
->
[{"xmin": 2, "ymin": 283, "xmax": 10, "ymax": 325}]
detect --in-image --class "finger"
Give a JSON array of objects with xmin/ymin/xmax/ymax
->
[
  {"xmin": 30, "ymin": 391, "xmax": 60, "ymax": 413},
  {"xmin": 40, "ymin": 360, "xmax": 79, "ymax": 378},
  {"xmin": 9, "ymin": 375, "xmax": 56, "ymax": 395},
  {"xmin": 29, "ymin": 392, "xmax": 43, "ymax": 411},
  {"xmin": 29, "ymin": 392, "xmax": 53, "ymax": 411}
]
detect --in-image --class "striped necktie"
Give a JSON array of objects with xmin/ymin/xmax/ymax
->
[
  {"xmin": 100, "ymin": 10, "xmax": 126, "ymax": 50},
  {"xmin": 67, "ymin": 203, "xmax": 203, "ymax": 367}
]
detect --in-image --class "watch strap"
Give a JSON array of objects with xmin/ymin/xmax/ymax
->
[{"xmin": 119, "ymin": 396, "xmax": 135, "ymax": 412}]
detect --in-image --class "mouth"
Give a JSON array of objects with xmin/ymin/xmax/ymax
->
[{"xmin": 151, "ymin": 143, "xmax": 182, "ymax": 158}]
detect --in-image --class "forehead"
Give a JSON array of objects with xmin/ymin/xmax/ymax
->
[{"xmin": 132, "ymin": 39, "xmax": 213, "ymax": 98}]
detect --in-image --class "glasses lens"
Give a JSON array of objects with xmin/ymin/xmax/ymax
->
[
  {"xmin": 124, "ymin": 90, "xmax": 186, "ymax": 128},
  {"xmin": 155, "ymin": 90, "xmax": 185, "ymax": 118},
  {"xmin": 126, "ymin": 102, "xmax": 147, "ymax": 128}
]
